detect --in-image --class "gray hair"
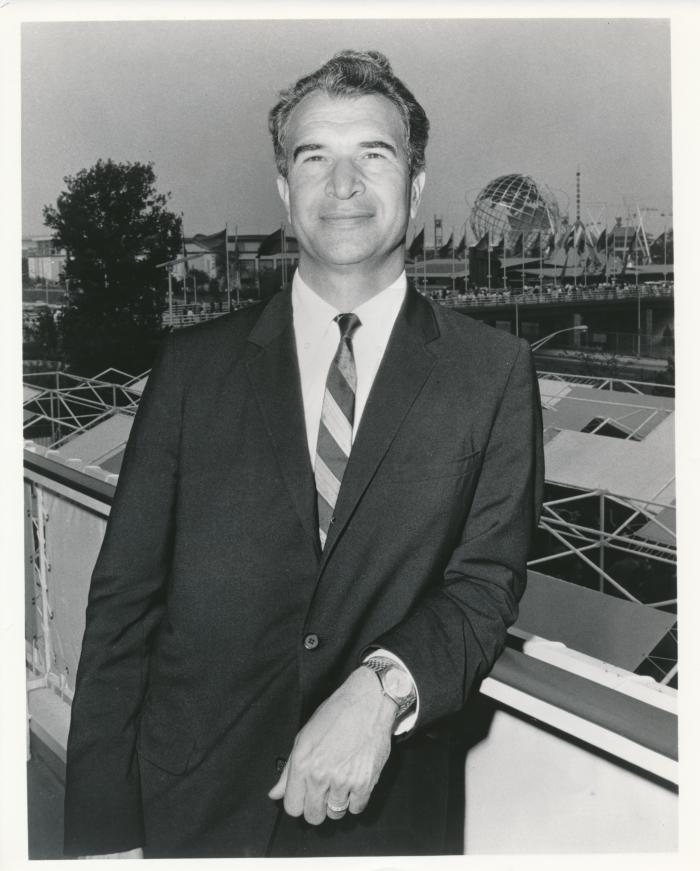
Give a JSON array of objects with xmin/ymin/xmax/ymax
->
[{"xmin": 269, "ymin": 50, "xmax": 429, "ymax": 178}]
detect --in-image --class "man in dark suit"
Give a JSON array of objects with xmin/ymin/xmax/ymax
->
[{"xmin": 63, "ymin": 49, "xmax": 543, "ymax": 859}]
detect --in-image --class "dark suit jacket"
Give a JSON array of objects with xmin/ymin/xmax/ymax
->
[{"xmin": 63, "ymin": 287, "xmax": 543, "ymax": 858}]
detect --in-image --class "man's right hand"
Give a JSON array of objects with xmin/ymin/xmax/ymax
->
[{"xmin": 79, "ymin": 848, "xmax": 143, "ymax": 859}]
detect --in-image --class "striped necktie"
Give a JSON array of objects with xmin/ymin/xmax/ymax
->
[{"xmin": 315, "ymin": 312, "xmax": 362, "ymax": 549}]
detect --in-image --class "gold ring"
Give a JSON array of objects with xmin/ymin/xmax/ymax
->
[{"xmin": 327, "ymin": 800, "xmax": 350, "ymax": 814}]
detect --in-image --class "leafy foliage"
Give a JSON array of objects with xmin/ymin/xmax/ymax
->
[{"xmin": 43, "ymin": 159, "xmax": 181, "ymax": 375}]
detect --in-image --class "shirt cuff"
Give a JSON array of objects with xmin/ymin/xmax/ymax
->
[{"xmin": 363, "ymin": 648, "xmax": 419, "ymax": 735}]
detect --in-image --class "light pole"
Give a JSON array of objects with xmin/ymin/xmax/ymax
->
[
  {"xmin": 531, "ymin": 325, "xmax": 588, "ymax": 352},
  {"xmin": 156, "ymin": 256, "xmax": 180, "ymax": 326}
]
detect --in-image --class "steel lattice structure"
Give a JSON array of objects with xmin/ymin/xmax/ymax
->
[
  {"xmin": 23, "ymin": 368, "xmax": 145, "ymax": 447},
  {"xmin": 470, "ymin": 173, "xmax": 562, "ymax": 253}
]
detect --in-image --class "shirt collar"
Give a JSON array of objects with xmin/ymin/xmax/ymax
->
[{"xmin": 291, "ymin": 269, "xmax": 407, "ymax": 348}]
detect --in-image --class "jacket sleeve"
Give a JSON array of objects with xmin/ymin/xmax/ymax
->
[
  {"xmin": 372, "ymin": 340, "xmax": 544, "ymax": 731},
  {"xmin": 63, "ymin": 334, "xmax": 183, "ymax": 856}
]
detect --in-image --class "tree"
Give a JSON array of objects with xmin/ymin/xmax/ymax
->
[
  {"xmin": 34, "ymin": 307, "xmax": 62, "ymax": 362},
  {"xmin": 43, "ymin": 159, "xmax": 182, "ymax": 375},
  {"xmin": 23, "ymin": 307, "xmax": 63, "ymax": 365}
]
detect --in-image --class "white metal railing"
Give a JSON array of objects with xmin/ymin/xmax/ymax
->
[
  {"xmin": 538, "ymin": 369, "xmax": 674, "ymax": 396},
  {"xmin": 162, "ymin": 299, "xmax": 257, "ymax": 329},
  {"xmin": 163, "ymin": 310, "xmax": 229, "ymax": 328},
  {"xmin": 430, "ymin": 282, "xmax": 674, "ymax": 308}
]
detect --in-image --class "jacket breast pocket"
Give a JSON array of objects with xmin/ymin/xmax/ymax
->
[
  {"xmin": 137, "ymin": 701, "xmax": 197, "ymax": 775},
  {"xmin": 385, "ymin": 449, "xmax": 481, "ymax": 483}
]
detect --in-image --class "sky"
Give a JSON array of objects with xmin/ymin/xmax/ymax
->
[{"xmin": 21, "ymin": 17, "xmax": 674, "ymax": 243}]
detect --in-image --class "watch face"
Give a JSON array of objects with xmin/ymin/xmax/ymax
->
[{"xmin": 383, "ymin": 665, "xmax": 414, "ymax": 701}]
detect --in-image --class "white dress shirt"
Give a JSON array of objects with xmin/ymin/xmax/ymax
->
[
  {"xmin": 291, "ymin": 269, "xmax": 418, "ymax": 732},
  {"xmin": 292, "ymin": 270, "xmax": 406, "ymax": 462}
]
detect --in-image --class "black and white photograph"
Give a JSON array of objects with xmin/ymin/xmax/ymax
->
[{"xmin": 3, "ymin": 2, "xmax": 699, "ymax": 867}]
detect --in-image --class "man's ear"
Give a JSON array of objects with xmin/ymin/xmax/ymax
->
[
  {"xmin": 277, "ymin": 176, "xmax": 291, "ymax": 222},
  {"xmin": 410, "ymin": 171, "xmax": 426, "ymax": 220}
]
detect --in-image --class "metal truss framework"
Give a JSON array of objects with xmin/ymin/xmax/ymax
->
[
  {"xmin": 23, "ymin": 366, "xmax": 677, "ymax": 686},
  {"xmin": 26, "ymin": 481, "xmax": 73, "ymax": 703},
  {"xmin": 539, "ymin": 369, "xmax": 675, "ymax": 398},
  {"xmin": 23, "ymin": 368, "xmax": 145, "ymax": 446},
  {"xmin": 542, "ymin": 395, "xmax": 672, "ymax": 443},
  {"xmin": 529, "ymin": 488, "xmax": 677, "ymax": 685},
  {"xmin": 25, "ymin": 471, "xmax": 677, "ymax": 700}
]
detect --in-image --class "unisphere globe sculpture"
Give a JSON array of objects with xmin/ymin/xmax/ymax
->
[{"xmin": 470, "ymin": 174, "xmax": 562, "ymax": 254}]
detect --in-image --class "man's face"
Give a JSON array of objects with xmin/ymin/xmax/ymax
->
[{"xmin": 277, "ymin": 92, "xmax": 425, "ymax": 274}]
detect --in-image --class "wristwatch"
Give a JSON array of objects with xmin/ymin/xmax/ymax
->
[{"xmin": 363, "ymin": 656, "xmax": 417, "ymax": 718}]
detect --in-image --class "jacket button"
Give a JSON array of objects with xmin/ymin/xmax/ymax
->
[
  {"xmin": 303, "ymin": 633, "xmax": 319, "ymax": 650},
  {"xmin": 275, "ymin": 756, "xmax": 287, "ymax": 773}
]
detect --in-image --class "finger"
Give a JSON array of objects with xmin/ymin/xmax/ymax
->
[
  {"xmin": 326, "ymin": 788, "xmax": 350, "ymax": 821},
  {"xmin": 348, "ymin": 789, "xmax": 371, "ymax": 815},
  {"xmin": 327, "ymin": 789, "xmax": 350, "ymax": 809},
  {"xmin": 282, "ymin": 764, "xmax": 306, "ymax": 818},
  {"xmin": 267, "ymin": 763, "xmax": 288, "ymax": 800},
  {"xmin": 303, "ymin": 779, "xmax": 329, "ymax": 826}
]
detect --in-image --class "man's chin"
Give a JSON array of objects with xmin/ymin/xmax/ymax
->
[{"xmin": 307, "ymin": 238, "xmax": 405, "ymax": 270}]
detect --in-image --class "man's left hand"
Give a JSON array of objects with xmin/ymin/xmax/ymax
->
[{"xmin": 268, "ymin": 666, "xmax": 397, "ymax": 825}]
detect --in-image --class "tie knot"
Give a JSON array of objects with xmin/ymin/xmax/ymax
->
[{"xmin": 335, "ymin": 312, "xmax": 362, "ymax": 341}]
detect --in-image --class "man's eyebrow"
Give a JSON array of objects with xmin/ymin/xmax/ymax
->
[
  {"xmin": 292, "ymin": 143, "xmax": 323, "ymax": 162},
  {"xmin": 359, "ymin": 140, "xmax": 397, "ymax": 155},
  {"xmin": 291, "ymin": 140, "xmax": 398, "ymax": 162}
]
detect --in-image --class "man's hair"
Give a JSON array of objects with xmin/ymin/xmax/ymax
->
[{"xmin": 269, "ymin": 50, "xmax": 429, "ymax": 179}]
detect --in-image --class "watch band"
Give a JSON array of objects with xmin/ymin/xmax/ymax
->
[{"xmin": 363, "ymin": 656, "xmax": 417, "ymax": 718}]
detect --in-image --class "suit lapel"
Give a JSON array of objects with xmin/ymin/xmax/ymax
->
[
  {"xmin": 319, "ymin": 289, "xmax": 440, "ymax": 566},
  {"xmin": 245, "ymin": 292, "xmax": 321, "ymax": 561}
]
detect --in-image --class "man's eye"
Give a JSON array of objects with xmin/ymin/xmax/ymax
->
[
  {"xmin": 303, "ymin": 154, "xmax": 325, "ymax": 163},
  {"xmin": 363, "ymin": 151, "xmax": 386, "ymax": 159}
]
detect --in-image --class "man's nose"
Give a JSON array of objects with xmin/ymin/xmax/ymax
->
[{"xmin": 325, "ymin": 159, "xmax": 364, "ymax": 199}]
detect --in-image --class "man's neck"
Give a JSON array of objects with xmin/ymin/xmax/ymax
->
[{"xmin": 297, "ymin": 255, "xmax": 406, "ymax": 311}]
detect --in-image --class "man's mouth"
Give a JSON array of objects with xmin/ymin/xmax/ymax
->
[{"xmin": 320, "ymin": 211, "xmax": 374, "ymax": 223}]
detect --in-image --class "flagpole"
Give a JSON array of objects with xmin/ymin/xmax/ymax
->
[
  {"xmin": 181, "ymin": 212, "xmax": 187, "ymax": 309},
  {"xmin": 539, "ymin": 231, "xmax": 543, "ymax": 294},
  {"xmin": 487, "ymin": 239, "xmax": 491, "ymax": 291},
  {"xmin": 408, "ymin": 235, "xmax": 418, "ymax": 290},
  {"xmin": 635, "ymin": 223, "xmax": 640, "ymax": 355},
  {"xmin": 662, "ymin": 212, "xmax": 669, "ymax": 279},
  {"xmin": 234, "ymin": 225, "xmax": 240, "ymax": 306},
  {"xmin": 502, "ymin": 235, "xmax": 507, "ymax": 291},
  {"xmin": 413, "ymin": 229, "xmax": 417, "ymax": 290},
  {"xmin": 225, "ymin": 223, "xmax": 231, "ymax": 311},
  {"xmin": 280, "ymin": 224, "xmax": 285, "ymax": 289},
  {"xmin": 464, "ymin": 222, "xmax": 468, "ymax": 292},
  {"xmin": 634, "ymin": 218, "xmax": 640, "ymax": 356}
]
